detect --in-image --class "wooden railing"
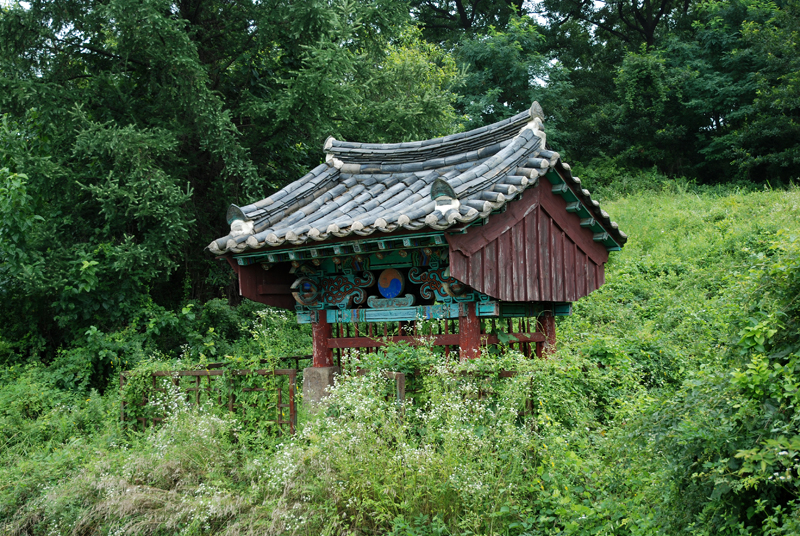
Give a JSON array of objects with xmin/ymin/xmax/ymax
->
[{"xmin": 120, "ymin": 367, "xmax": 298, "ymax": 434}]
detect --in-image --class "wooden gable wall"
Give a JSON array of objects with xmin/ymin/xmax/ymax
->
[
  {"xmin": 223, "ymin": 257, "xmax": 296, "ymax": 309},
  {"xmin": 446, "ymin": 182, "xmax": 609, "ymax": 303}
]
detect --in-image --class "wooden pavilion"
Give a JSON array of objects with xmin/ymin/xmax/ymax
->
[{"xmin": 208, "ymin": 102, "xmax": 626, "ymax": 395}]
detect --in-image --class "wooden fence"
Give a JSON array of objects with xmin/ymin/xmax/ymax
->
[
  {"xmin": 120, "ymin": 367, "xmax": 298, "ymax": 434},
  {"xmin": 120, "ymin": 355, "xmax": 537, "ymax": 435}
]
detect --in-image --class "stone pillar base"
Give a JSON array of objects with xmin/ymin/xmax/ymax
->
[{"xmin": 302, "ymin": 366, "xmax": 340, "ymax": 405}]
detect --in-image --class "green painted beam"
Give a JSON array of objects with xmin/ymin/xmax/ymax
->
[
  {"xmin": 296, "ymin": 301, "xmax": 572, "ymax": 323},
  {"xmin": 296, "ymin": 302, "xmax": 501, "ymax": 323}
]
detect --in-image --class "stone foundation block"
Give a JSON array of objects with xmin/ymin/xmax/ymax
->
[{"xmin": 302, "ymin": 366, "xmax": 340, "ymax": 405}]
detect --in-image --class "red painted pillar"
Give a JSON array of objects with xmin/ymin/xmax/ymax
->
[
  {"xmin": 312, "ymin": 311, "xmax": 334, "ymax": 367},
  {"xmin": 541, "ymin": 310, "xmax": 556, "ymax": 357},
  {"xmin": 459, "ymin": 303, "xmax": 481, "ymax": 360}
]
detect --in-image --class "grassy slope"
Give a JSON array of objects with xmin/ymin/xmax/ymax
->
[
  {"xmin": 567, "ymin": 185, "xmax": 800, "ymax": 362},
  {"xmin": 2, "ymin": 184, "xmax": 800, "ymax": 535}
]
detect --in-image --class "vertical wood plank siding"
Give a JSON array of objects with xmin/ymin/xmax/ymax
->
[{"xmin": 447, "ymin": 184, "xmax": 609, "ymax": 303}]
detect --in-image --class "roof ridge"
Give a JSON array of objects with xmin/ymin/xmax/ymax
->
[
  {"xmin": 324, "ymin": 108, "xmax": 531, "ymax": 153},
  {"xmin": 324, "ymin": 111, "xmax": 532, "ymax": 165}
]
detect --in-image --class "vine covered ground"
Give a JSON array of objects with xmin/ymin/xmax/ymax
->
[{"xmin": 2, "ymin": 179, "xmax": 800, "ymax": 534}]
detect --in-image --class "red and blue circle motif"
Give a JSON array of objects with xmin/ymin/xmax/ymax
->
[{"xmin": 378, "ymin": 268, "xmax": 405, "ymax": 299}]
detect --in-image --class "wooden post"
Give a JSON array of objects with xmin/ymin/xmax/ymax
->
[
  {"xmin": 459, "ymin": 303, "xmax": 480, "ymax": 360},
  {"xmin": 541, "ymin": 310, "xmax": 556, "ymax": 357},
  {"xmin": 312, "ymin": 311, "xmax": 334, "ymax": 367},
  {"xmin": 444, "ymin": 320, "xmax": 450, "ymax": 359}
]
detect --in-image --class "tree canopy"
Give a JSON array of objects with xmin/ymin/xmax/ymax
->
[
  {"xmin": 1, "ymin": 0, "xmax": 799, "ymax": 358},
  {"xmin": 0, "ymin": 0, "xmax": 461, "ymax": 356}
]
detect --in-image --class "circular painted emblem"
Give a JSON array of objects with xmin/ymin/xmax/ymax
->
[
  {"xmin": 378, "ymin": 268, "xmax": 405, "ymax": 299},
  {"xmin": 292, "ymin": 277, "xmax": 319, "ymax": 305},
  {"xmin": 443, "ymin": 279, "xmax": 466, "ymax": 297}
]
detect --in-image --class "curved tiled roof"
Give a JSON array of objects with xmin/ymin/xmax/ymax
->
[{"xmin": 208, "ymin": 103, "xmax": 627, "ymax": 255}]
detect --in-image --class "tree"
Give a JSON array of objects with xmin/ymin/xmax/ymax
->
[
  {"xmin": 727, "ymin": 0, "xmax": 800, "ymax": 181},
  {"xmin": 604, "ymin": 0, "xmax": 793, "ymax": 181},
  {"xmin": 536, "ymin": 0, "xmax": 694, "ymax": 49},
  {"xmin": 527, "ymin": 0, "xmax": 798, "ymax": 183},
  {"xmin": 411, "ymin": 0, "xmax": 527, "ymax": 42},
  {"xmin": 0, "ymin": 0, "xmax": 461, "ymax": 359},
  {"xmin": 453, "ymin": 16, "xmax": 548, "ymax": 128}
]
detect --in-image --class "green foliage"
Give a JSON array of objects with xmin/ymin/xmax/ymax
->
[
  {"xmin": 3, "ymin": 0, "xmax": 800, "ymax": 529},
  {"xmin": 324, "ymin": 26, "xmax": 462, "ymax": 144},
  {"xmin": 0, "ymin": 0, "xmax": 461, "ymax": 360},
  {"xmin": 349, "ymin": 341, "xmax": 440, "ymax": 375},
  {"xmin": 453, "ymin": 16, "xmax": 546, "ymax": 128},
  {"xmin": 0, "ymin": 167, "xmax": 43, "ymax": 272},
  {"xmin": 3, "ymin": 186, "xmax": 800, "ymax": 534},
  {"xmin": 0, "ymin": 365, "xmax": 114, "ymax": 521},
  {"xmin": 411, "ymin": 0, "xmax": 528, "ymax": 43},
  {"xmin": 115, "ymin": 306, "xmax": 309, "ymax": 445},
  {"xmin": 539, "ymin": 0, "xmax": 695, "ymax": 50},
  {"xmin": 600, "ymin": 219, "xmax": 800, "ymax": 534},
  {"xmin": 521, "ymin": 0, "xmax": 800, "ymax": 184},
  {"xmin": 728, "ymin": 0, "xmax": 800, "ymax": 179},
  {"xmin": 265, "ymin": 357, "xmax": 559, "ymax": 535}
]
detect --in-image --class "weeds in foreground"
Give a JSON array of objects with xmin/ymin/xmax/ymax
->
[{"xmin": 4, "ymin": 350, "xmax": 637, "ymax": 535}]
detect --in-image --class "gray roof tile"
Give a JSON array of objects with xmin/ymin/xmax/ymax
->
[{"xmin": 208, "ymin": 102, "xmax": 626, "ymax": 254}]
